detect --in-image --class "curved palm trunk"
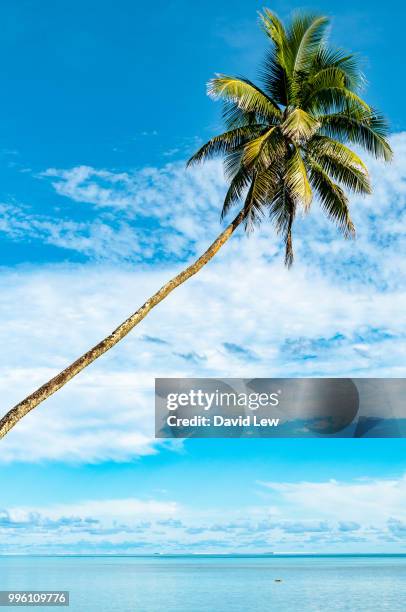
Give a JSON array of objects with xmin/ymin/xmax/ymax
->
[{"xmin": 0, "ymin": 210, "xmax": 245, "ymax": 439}]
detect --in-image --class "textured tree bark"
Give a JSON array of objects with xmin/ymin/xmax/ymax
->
[{"xmin": 0, "ymin": 210, "xmax": 245, "ymax": 439}]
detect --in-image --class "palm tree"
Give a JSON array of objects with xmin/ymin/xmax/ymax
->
[{"xmin": 0, "ymin": 9, "xmax": 392, "ymax": 439}]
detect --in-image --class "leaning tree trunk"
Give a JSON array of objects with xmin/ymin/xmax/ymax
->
[{"xmin": 0, "ymin": 210, "xmax": 245, "ymax": 439}]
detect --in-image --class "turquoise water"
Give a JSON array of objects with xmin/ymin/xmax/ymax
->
[{"xmin": 0, "ymin": 555, "xmax": 405, "ymax": 611}]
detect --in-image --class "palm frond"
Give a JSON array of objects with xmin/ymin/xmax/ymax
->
[
  {"xmin": 281, "ymin": 108, "xmax": 320, "ymax": 142},
  {"xmin": 308, "ymin": 152, "xmax": 371, "ymax": 194},
  {"xmin": 307, "ymin": 135, "xmax": 368, "ymax": 171},
  {"xmin": 284, "ymin": 213, "xmax": 294, "ymax": 267},
  {"xmin": 306, "ymin": 136, "xmax": 371, "ymax": 194},
  {"xmin": 260, "ymin": 49, "xmax": 288, "ymax": 106},
  {"xmin": 208, "ymin": 75, "xmax": 281, "ymax": 121},
  {"xmin": 301, "ymin": 66, "xmax": 360, "ymax": 110},
  {"xmin": 308, "ymin": 159, "xmax": 355, "ymax": 236},
  {"xmin": 242, "ymin": 126, "xmax": 286, "ymax": 169},
  {"xmin": 289, "ymin": 14, "xmax": 329, "ymax": 74},
  {"xmin": 269, "ymin": 188, "xmax": 296, "ymax": 266},
  {"xmin": 285, "ymin": 146, "xmax": 313, "ymax": 209},
  {"xmin": 221, "ymin": 166, "xmax": 252, "ymax": 219},
  {"xmin": 242, "ymin": 170, "xmax": 275, "ymax": 230},
  {"xmin": 242, "ymin": 127, "xmax": 275, "ymax": 167},
  {"xmin": 319, "ymin": 110, "xmax": 393, "ymax": 160},
  {"xmin": 307, "ymin": 85, "xmax": 371, "ymax": 114},
  {"xmin": 187, "ymin": 125, "xmax": 265, "ymax": 166},
  {"xmin": 259, "ymin": 9, "xmax": 292, "ymax": 74},
  {"xmin": 310, "ymin": 47, "xmax": 365, "ymax": 91},
  {"xmin": 311, "ymin": 66, "xmax": 359, "ymax": 92},
  {"xmin": 221, "ymin": 103, "xmax": 259, "ymax": 129},
  {"xmin": 223, "ymin": 149, "xmax": 244, "ymax": 180}
]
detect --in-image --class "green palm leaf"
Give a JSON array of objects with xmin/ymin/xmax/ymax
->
[
  {"xmin": 307, "ymin": 85, "xmax": 371, "ymax": 114},
  {"xmin": 281, "ymin": 108, "xmax": 320, "ymax": 142},
  {"xmin": 208, "ymin": 75, "xmax": 281, "ymax": 120},
  {"xmin": 260, "ymin": 50, "xmax": 288, "ymax": 106},
  {"xmin": 289, "ymin": 14, "xmax": 329, "ymax": 74},
  {"xmin": 222, "ymin": 103, "xmax": 258, "ymax": 129},
  {"xmin": 285, "ymin": 146, "xmax": 313, "ymax": 209},
  {"xmin": 221, "ymin": 166, "xmax": 252, "ymax": 220},
  {"xmin": 259, "ymin": 9, "xmax": 292, "ymax": 74},
  {"xmin": 269, "ymin": 187, "xmax": 296, "ymax": 267},
  {"xmin": 309, "ymin": 152, "xmax": 371, "ymax": 194},
  {"xmin": 242, "ymin": 127, "xmax": 276, "ymax": 167},
  {"xmin": 242, "ymin": 170, "xmax": 273, "ymax": 230},
  {"xmin": 307, "ymin": 137, "xmax": 371, "ymax": 194},
  {"xmin": 307, "ymin": 135, "xmax": 368, "ymax": 171},
  {"xmin": 319, "ymin": 110, "xmax": 393, "ymax": 160},
  {"xmin": 242, "ymin": 126, "xmax": 286, "ymax": 169},
  {"xmin": 310, "ymin": 48, "xmax": 365, "ymax": 91},
  {"xmin": 308, "ymin": 159, "xmax": 355, "ymax": 236},
  {"xmin": 187, "ymin": 125, "xmax": 265, "ymax": 166}
]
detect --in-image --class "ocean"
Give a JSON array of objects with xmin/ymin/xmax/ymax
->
[{"xmin": 0, "ymin": 555, "xmax": 404, "ymax": 611}]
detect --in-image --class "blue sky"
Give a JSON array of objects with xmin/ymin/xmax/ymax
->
[{"xmin": 0, "ymin": 0, "xmax": 406, "ymax": 554}]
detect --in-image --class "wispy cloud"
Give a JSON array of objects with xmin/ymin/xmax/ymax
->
[
  {"xmin": 0, "ymin": 202, "xmax": 150, "ymax": 262},
  {"xmin": 258, "ymin": 474, "xmax": 406, "ymax": 523},
  {"xmin": 2, "ymin": 134, "xmax": 406, "ymax": 279}
]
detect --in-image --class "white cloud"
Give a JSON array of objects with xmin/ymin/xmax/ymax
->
[
  {"xmin": 40, "ymin": 159, "xmax": 226, "ymax": 249},
  {"xmin": 2, "ymin": 134, "xmax": 406, "ymax": 277},
  {"xmin": 35, "ymin": 135, "xmax": 406, "ymax": 285},
  {"xmin": 0, "ymin": 253, "xmax": 405, "ymax": 462},
  {"xmin": 1, "ymin": 160, "xmax": 227, "ymax": 261},
  {"xmin": 1, "ymin": 473, "xmax": 405, "ymax": 553},
  {"xmin": 34, "ymin": 497, "xmax": 178, "ymax": 520},
  {"xmin": 258, "ymin": 474, "xmax": 406, "ymax": 523},
  {"xmin": 0, "ymin": 203, "xmax": 158, "ymax": 262}
]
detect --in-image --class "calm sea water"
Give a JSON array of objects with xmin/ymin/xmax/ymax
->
[{"xmin": 0, "ymin": 555, "xmax": 405, "ymax": 611}]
